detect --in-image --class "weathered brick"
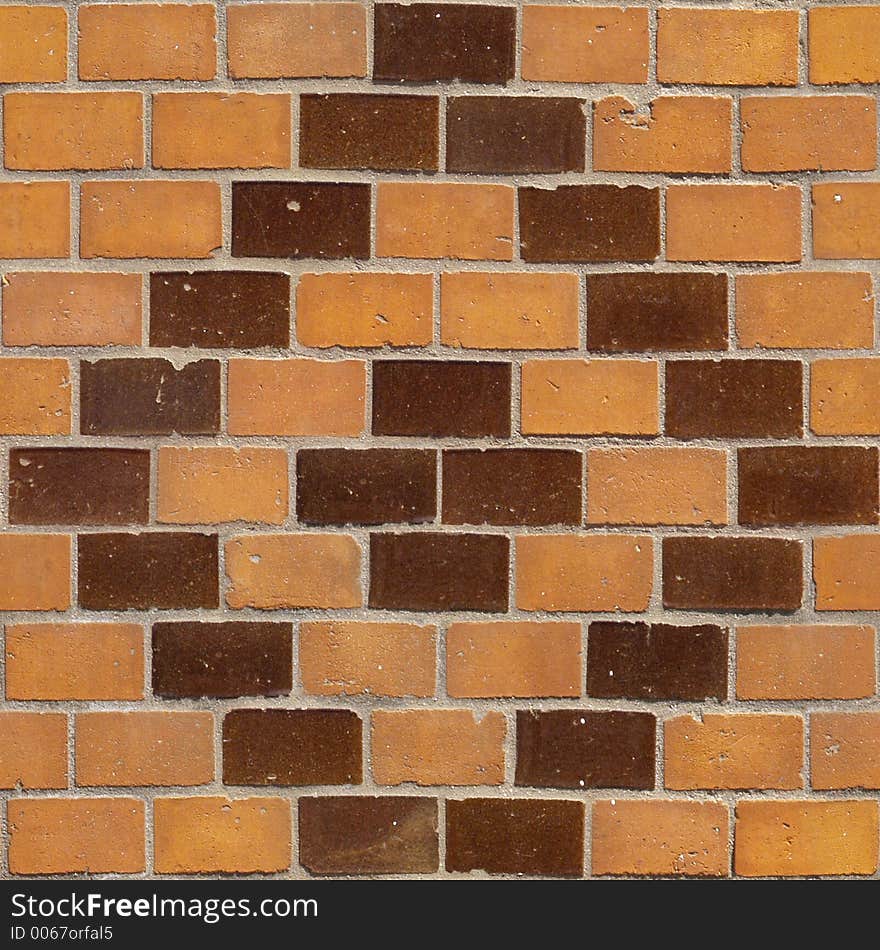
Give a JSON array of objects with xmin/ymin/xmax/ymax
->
[
  {"xmin": 813, "ymin": 183, "xmax": 880, "ymax": 259},
  {"xmin": 0, "ymin": 534, "xmax": 70, "ymax": 611},
  {"xmin": 812, "ymin": 713, "xmax": 880, "ymax": 790},
  {"xmin": 811, "ymin": 358, "xmax": 880, "ymax": 435},
  {"xmin": 814, "ymin": 535, "xmax": 880, "ymax": 611},
  {"xmin": 0, "ymin": 182, "xmax": 70, "ymax": 259},
  {"xmin": 0, "ymin": 713, "xmax": 67, "ymax": 789},
  {"xmin": 809, "ymin": 6, "xmax": 880, "ymax": 85},
  {"xmin": 0, "ymin": 358, "xmax": 70, "ymax": 435},
  {"xmin": 0, "ymin": 6, "xmax": 67, "ymax": 83}
]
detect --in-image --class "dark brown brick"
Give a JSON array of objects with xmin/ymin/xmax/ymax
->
[
  {"xmin": 520, "ymin": 185, "xmax": 660, "ymax": 262},
  {"xmin": 663, "ymin": 537, "xmax": 803, "ymax": 611},
  {"xmin": 78, "ymin": 532, "xmax": 219, "ymax": 610},
  {"xmin": 446, "ymin": 97, "xmax": 586, "ymax": 174},
  {"xmin": 372, "ymin": 361, "xmax": 511, "ymax": 437},
  {"xmin": 299, "ymin": 797, "xmax": 439, "ymax": 875},
  {"xmin": 666, "ymin": 359, "xmax": 803, "ymax": 439},
  {"xmin": 300, "ymin": 94, "xmax": 439, "ymax": 171},
  {"xmin": 442, "ymin": 449, "xmax": 582, "ymax": 526},
  {"xmin": 374, "ymin": 4, "xmax": 515, "ymax": 85},
  {"xmin": 231, "ymin": 182, "xmax": 370, "ymax": 259},
  {"xmin": 297, "ymin": 449, "xmax": 436, "ymax": 526},
  {"xmin": 223, "ymin": 709, "xmax": 362, "ymax": 786},
  {"xmin": 739, "ymin": 446, "xmax": 879, "ymax": 526},
  {"xmin": 446, "ymin": 798, "xmax": 584, "ymax": 876},
  {"xmin": 587, "ymin": 621, "xmax": 728, "ymax": 701},
  {"xmin": 80, "ymin": 359, "xmax": 220, "ymax": 436},
  {"xmin": 149, "ymin": 272, "xmax": 290, "ymax": 349},
  {"xmin": 587, "ymin": 273, "xmax": 729, "ymax": 352},
  {"xmin": 515, "ymin": 710, "xmax": 656, "ymax": 790},
  {"xmin": 369, "ymin": 532, "xmax": 509, "ymax": 612},
  {"xmin": 9, "ymin": 449, "xmax": 149, "ymax": 526},
  {"xmin": 152, "ymin": 622, "xmax": 293, "ymax": 699}
]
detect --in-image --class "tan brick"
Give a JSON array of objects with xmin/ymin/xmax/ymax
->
[
  {"xmin": 0, "ymin": 534, "xmax": 70, "ymax": 611},
  {"xmin": 815, "ymin": 535, "xmax": 880, "ymax": 610},
  {"xmin": 810, "ymin": 6, "xmax": 880, "ymax": 85},
  {"xmin": 813, "ymin": 183, "xmax": 880, "ymax": 260},
  {"xmin": 0, "ymin": 358, "xmax": 70, "ymax": 434},
  {"xmin": 812, "ymin": 713, "xmax": 880, "ymax": 790},
  {"xmin": 0, "ymin": 182, "xmax": 69, "ymax": 259},
  {"xmin": 812, "ymin": 358, "xmax": 880, "ymax": 434},
  {"xmin": 0, "ymin": 6, "xmax": 67, "ymax": 83},
  {"xmin": 0, "ymin": 713, "xmax": 67, "ymax": 790}
]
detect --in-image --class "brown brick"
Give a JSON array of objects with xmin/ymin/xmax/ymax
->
[
  {"xmin": 0, "ymin": 713, "xmax": 67, "ymax": 789},
  {"xmin": 0, "ymin": 358, "xmax": 70, "ymax": 435},
  {"xmin": 0, "ymin": 534, "xmax": 70, "ymax": 611},
  {"xmin": 813, "ymin": 182, "xmax": 880, "ymax": 259},
  {"xmin": 812, "ymin": 713, "xmax": 880, "ymax": 790},
  {"xmin": 815, "ymin": 535, "xmax": 880, "ymax": 611},
  {"xmin": 0, "ymin": 6, "xmax": 67, "ymax": 82},
  {"xmin": 810, "ymin": 7, "xmax": 880, "ymax": 85},
  {"xmin": 812, "ymin": 358, "xmax": 880, "ymax": 435},
  {"xmin": 0, "ymin": 182, "xmax": 69, "ymax": 259}
]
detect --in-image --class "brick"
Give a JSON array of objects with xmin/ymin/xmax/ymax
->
[
  {"xmin": 76, "ymin": 712, "xmax": 214, "ymax": 787},
  {"xmin": 811, "ymin": 359, "xmax": 880, "ymax": 435},
  {"xmin": 9, "ymin": 447, "xmax": 150, "ymax": 526},
  {"xmin": 232, "ymin": 182, "xmax": 369, "ymax": 260},
  {"xmin": 80, "ymin": 180, "xmax": 221, "ymax": 259},
  {"xmin": 299, "ymin": 797, "xmax": 438, "ymax": 875},
  {"xmin": 297, "ymin": 449, "xmax": 435, "ymax": 526},
  {"xmin": 5, "ymin": 623, "xmax": 144, "ymax": 701},
  {"xmin": 225, "ymin": 534, "xmax": 361, "ymax": 610},
  {"xmin": 154, "ymin": 797, "xmax": 291, "ymax": 874},
  {"xmin": 447, "ymin": 96, "xmax": 586, "ymax": 174},
  {"xmin": 369, "ymin": 532, "xmax": 509, "ymax": 612},
  {"xmin": 665, "ymin": 714, "xmax": 803, "ymax": 791},
  {"xmin": 0, "ymin": 534, "xmax": 70, "ymax": 611},
  {"xmin": 79, "ymin": 3, "xmax": 216, "ymax": 81},
  {"xmin": 657, "ymin": 9, "xmax": 798, "ymax": 86},
  {"xmin": 300, "ymin": 94, "xmax": 438, "ymax": 171},
  {"xmin": 593, "ymin": 801, "xmax": 729, "ymax": 878},
  {"xmin": 0, "ymin": 6, "xmax": 67, "ymax": 82},
  {"xmin": 521, "ymin": 6, "xmax": 648, "ymax": 84},
  {"xmin": 813, "ymin": 183, "xmax": 880, "ymax": 259},
  {"xmin": 78, "ymin": 532, "xmax": 218, "ymax": 611},
  {"xmin": 372, "ymin": 709, "xmax": 506, "ymax": 786},
  {"xmin": 223, "ymin": 709, "xmax": 362, "ymax": 786},
  {"xmin": 297, "ymin": 273, "xmax": 433, "ymax": 348},
  {"xmin": 666, "ymin": 359, "xmax": 803, "ymax": 439},
  {"xmin": 152, "ymin": 93, "xmax": 290, "ymax": 169},
  {"xmin": 8, "ymin": 799, "xmax": 145, "ymax": 875},
  {"xmin": 152, "ymin": 621, "xmax": 292, "ymax": 699},
  {"xmin": 812, "ymin": 713, "xmax": 880, "ymax": 790},
  {"xmin": 809, "ymin": 7, "xmax": 880, "ymax": 85},
  {"xmin": 736, "ymin": 272, "xmax": 874, "ymax": 350},
  {"xmin": 667, "ymin": 185, "xmax": 801, "ymax": 263},
  {"xmin": 0, "ymin": 713, "xmax": 67, "ymax": 789},
  {"xmin": 2, "ymin": 272, "xmax": 141, "ymax": 347},
  {"xmin": 374, "ymin": 3, "xmax": 514, "ymax": 84},
  {"xmin": 587, "ymin": 622, "xmax": 728, "ymax": 702},
  {"xmin": 0, "ymin": 182, "xmax": 69, "ymax": 259},
  {"xmin": 520, "ymin": 185, "xmax": 660, "ymax": 263},
  {"xmin": 377, "ymin": 183, "xmax": 514, "ymax": 261},
  {"xmin": 80, "ymin": 358, "xmax": 220, "ymax": 436},
  {"xmin": 517, "ymin": 534, "xmax": 653, "ymax": 612},
  {"xmin": 587, "ymin": 447, "xmax": 727, "ymax": 526},
  {"xmin": 373, "ymin": 360, "xmax": 511, "ymax": 437},
  {"xmin": 446, "ymin": 798, "xmax": 584, "ymax": 876},
  {"xmin": 521, "ymin": 359, "xmax": 658, "ymax": 435},
  {"xmin": 157, "ymin": 447, "xmax": 288, "ymax": 525},
  {"xmin": 227, "ymin": 3, "xmax": 366, "ymax": 79},
  {"xmin": 0, "ymin": 358, "xmax": 70, "ymax": 435},
  {"xmin": 735, "ymin": 801, "xmax": 878, "ymax": 877},
  {"xmin": 299, "ymin": 621, "xmax": 436, "ymax": 698},
  {"xmin": 227, "ymin": 359, "xmax": 365, "ymax": 437},
  {"xmin": 516, "ymin": 710, "xmax": 655, "ymax": 790},
  {"xmin": 447, "ymin": 621, "xmax": 582, "ymax": 698},
  {"xmin": 594, "ymin": 96, "xmax": 732, "ymax": 174},
  {"xmin": 663, "ymin": 537, "xmax": 802, "ymax": 612},
  {"xmin": 815, "ymin": 535, "xmax": 880, "ymax": 611}
]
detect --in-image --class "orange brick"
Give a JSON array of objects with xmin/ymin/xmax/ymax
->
[
  {"xmin": 594, "ymin": 96, "xmax": 732, "ymax": 174},
  {"xmin": 593, "ymin": 800, "xmax": 729, "ymax": 877},
  {"xmin": 736, "ymin": 273, "xmax": 874, "ymax": 350},
  {"xmin": 812, "ymin": 358, "xmax": 880, "ymax": 435},
  {"xmin": 297, "ymin": 273, "xmax": 433, "ymax": 348},
  {"xmin": 227, "ymin": 359, "xmax": 365, "ymax": 436},
  {"xmin": 376, "ymin": 183, "xmax": 514, "ymax": 261},
  {"xmin": 8, "ymin": 798, "xmax": 145, "ymax": 875},
  {"xmin": 80, "ymin": 180, "xmax": 221, "ymax": 260},
  {"xmin": 0, "ymin": 713, "xmax": 67, "ymax": 790},
  {"xmin": 371, "ymin": 709, "xmax": 506, "ymax": 786},
  {"xmin": 587, "ymin": 447, "xmax": 727, "ymax": 526},
  {"xmin": 441, "ymin": 272, "xmax": 579, "ymax": 350},
  {"xmin": 813, "ymin": 183, "xmax": 880, "ymax": 260},
  {"xmin": 521, "ymin": 6, "xmax": 648, "ymax": 83},
  {"xmin": 447, "ymin": 621, "xmax": 582, "ymax": 698},
  {"xmin": 665, "ymin": 714, "xmax": 803, "ymax": 791},
  {"xmin": 5, "ymin": 623, "xmax": 144, "ymax": 701},
  {"xmin": 812, "ymin": 713, "xmax": 880, "ymax": 790},
  {"xmin": 666, "ymin": 185, "xmax": 801, "ymax": 263},
  {"xmin": 0, "ymin": 534, "xmax": 70, "ymax": 611},
  {"xmin": 516, "ymin": 534, "xmax": 653, "ymax": 612},
  {"xmin": 815, "ymin": 535, "xmax": 880, "ymax": 611},
  {"xmin": 657, "ymin": 9, "xmax": 798, "ymax": 86},
  {"xmin": 521, "ymin": 359, "xmax": 659, "ymax": 435},
  {"xmin": 299, "ymin": 621, "xmax": 436, "ymax": 698},
  {"xmin": 78, "ymin": 3, "xmax": 216, "ymax": 81},
  {"xmin": 810, "ymin": 7, "xmax": 880, "ymax": 85},
  {"xmin": 735, "ymin": 800, "xmax": 878, "ymax": 877},
  {"xmin": 0, "ymin": 6, "xmax": 67, "ymax": 83},
  {"xmin": 737, "ymin": 625, "xmax": 876, "ymax": 700},
  {"xmin": 0, "ymin": 358, "xmax": 70, "ymax": 434},
  {"xmin": 0, "ymin": 182, "xmax": 69, "ymax": 259},
  {"xmin": 225, "ymin": 534, "xmax": 362, "ymax": 609},
  {"xmin": 154, "ymin": 797, "xmax": 291, "ymax": 874}
]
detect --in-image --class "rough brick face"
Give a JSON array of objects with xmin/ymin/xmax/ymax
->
[
  {"xmin": 0, "ymin": 6, "xmax": 67, "ymax": 83},
  {"xmin": 0, "ymin": 182, "xmax": 70, "ymax": 259},
  {"xmin": 0, "ymin": 359, "xmax": 70, "ymax": 436}
]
